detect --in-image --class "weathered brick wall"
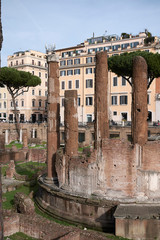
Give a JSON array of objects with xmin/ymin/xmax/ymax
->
[
  {"xmin": 142, "ymin": 141, "xmax": 160, "ymax": 171},
  {"xmin": 28, "ymin": 148, "xmax": 46, "ymax": 163},
  {"xmin": 99, "ymin": 139, "xmax": 136, "ymax": 197}
]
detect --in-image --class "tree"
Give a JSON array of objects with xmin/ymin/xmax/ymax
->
[
  {"xmin": 108, "ymin": 51, "xmax": 160, "ymax": 89},
  {"xmin": 0, "ymin": 67, "xmax": 41, "ymax": 137}
]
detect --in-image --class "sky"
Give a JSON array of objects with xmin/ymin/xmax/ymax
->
[{"xmin": 1, "ymin": 0, "xmax": 160, "ymax": 66}]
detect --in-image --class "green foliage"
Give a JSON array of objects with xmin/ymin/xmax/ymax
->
[
  {"xmin": 3, "ymin": 185, "xmax": 33, "ymax": 209},
  {"xmin": 108, "ymin": 51, "xmax": 160, "ymax": 88},
  {"xmin": 144, "ymin": 36, "xmax": 155, "ymax": 45},
  {"xmin": 15, "ymin": 161, "xmax": 46, "ymax": 179},
  {"xmin": 4, "ymin": 232, "xmax": 39, "ymax": 240},
  {"xmin": 121, "ymin": 32, "xmax": 130, "ymax": 39},
  {"xmin": 0, "ymin": 67, "xmax": 41, "ymax": 89}
]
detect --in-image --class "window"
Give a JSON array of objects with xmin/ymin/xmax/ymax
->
[
  {"xmin": 113, "ymin": 77, "xmax": 117, "ymax": 86},
  {"xmin": 112, "ymin": 96, "xmax": 117, "ymax": 105},
  {"xmin": 61, "ymin": 98, "xmax": 64, "ymax": 107},
  {"xmin": 16, "ymin": 60, "xmax": 18, "ymax": 65},
  {"xmin": 67, "ymin": 70, "xmax": 73, "ymax": 76},
  {"xmin": 45, "ymin": 81, "xmax": 47, "ymax": 87},
  {"xmin": 86, "ymin": 57, "xmax": 92, "ymax": 63},
  {"xmin": 45, "ymin": 63, "xmax": 47, "ymax": 68},
  {"xmin": 74, "ymin": 58, "xmax": 80, "ymax": 64},
  {"xmin": 60, "ymin": 60, "xmax": 66, "ymax": 66},
  {"xmin": 39, "ymin": 72, "xmax": 41, "ymax": 77},
  {"xmin": 0, "ymin": 93, "xmax": 1, "ymax": 98},
  {"xmin": 147, "ymin": 94, "xmax": 150, "ymax": 104},
  {"xmin": 11, "ymin": 62, "xmax": 13, "ymax": 66},
  {"xmin": 10, "ymin": 101, "xmax": 13, "ymax": 107},
  {"xmin": 74, "ymin": 69, "xmax": 80, "ymax": 75},
  {"xmin": 120, "ymin": 95, "xmax": 128, "ymax": 105},
  {"xmin": 32, "ymin": 60, "xmax": 34, "ymax": 65},
  {"xmin": 4, "ymin": 93, "xmax": 6, "ymax": 98},
  {"xmin": 78, "ymin": 97, "xmax": 80, "ymax": 106},
  {"xmin": 39, "ymin": 100, "xmax": 42, "ymax": 107},
  {"xmin": 38, "ymin": 61, "xmax": 41, "ymax": 66},
  {"xmin": 32, "ymin": 71, "xmax": 34, "ymax": 75},
  {"xmin": 122, "ymin": 77, "xmax": 126, "ymax": 86},
  {"xmin": 21, "ymin": 100, "xmax": 24, "ymax": 107},
  {"xmin": 121, "ymin": 112, "xmax": 127, "ymax": 121},
  {"xmin": 67, "ymin": 59, "xmax": 73, "ymax": 65},
  {"xmin": 32, "ymin": 89, "xmax": 35, "ymax": 95},
  {"xmin": 45, "ymin": 100, "xmax": 47, "ymax": 108},
  {"xmin": 39, "ymin": 90, "xmax": 41, "ymax": 96},
  {"xmin": 87, "ymin": 114, "xmax": 92, "ymax": 122},
  {"xmin": 86, "ymin": 97, "xmax": 93, "ymax": 106},
  {"xmin": 113, "ymin": 111, "xmax": 117, "ymax": 116},
  {"xmin": 60, "ymin": 70, "xmax": 66, "ymax": 76},
  {"xmin": 75, "ymin": 80, "xmax": 79, "ymax": 89},
  {"xmin": 0, "ymin": 103, "xmax": 1, "ymax": 108},
  {"xmin": 16, "ymin": 101, "xmax": 18, "ymax": 107},
  {"xmin": 61, "ymin": 81, "xmax": 65, "ymax": 90},
  {"xmin": 86, "ymin": 79, "xmax": 93, "ymax": 88},
  {"xmin": 86, "ymin": 68, "xmax": 92, "ymax": 74},
  {"xmin": 45, "ymin": 73, "xmax": 47, "ymax": 78},
  {"xmin": 32, "ymin": 99, "xmax": 35, "ymax": 107},
  {"xmin": 22, "ymin": 59, "xmax": 24, "ymax": 64},
  {"xmin": 45, "ymin": 91, "xmax": 47, "ymax": 96},
  {"xmin": 68, "ymin": 81, "xmax": 72, "ymax": 89}
]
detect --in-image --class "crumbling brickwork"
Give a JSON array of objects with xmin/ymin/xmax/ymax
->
[
  {"xmin": 46, "ymin": 53, "xmax": 60, "ymax": 180},
  {"xmin": 95, "ymin": 51, "xmax": 109, "ymax": 149},
  {"xmin": 64, "ymin": 90, "xmax": 78, "ymax": 157},
  {"xmin": 132, "ymin": 56, "xmax": 148, "ymax": 146}
]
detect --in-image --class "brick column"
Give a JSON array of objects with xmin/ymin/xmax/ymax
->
[
  {"xmin": 64, "ymin": 90, "xmax": 78, "ymax": 157},
  {"xmin": 94, "ymin": 51, "xmax": 109, "ymax": 149},
  {"xmin": 0, "ymin": 134, "xmax": 5, "ymax": 151},
  {"xmin": 46, "ymin": 53, "xmax": 60, "ymax": 183},
  {"xmin": 22, "ymin": 129, "xmax": 28, "ymax": 149},
  {"xmin": 132, "ymin": 56, "xmax": 148, "ymax": 146}
]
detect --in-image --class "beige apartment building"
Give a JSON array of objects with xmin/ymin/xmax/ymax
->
[
  {"xmin": 7, "ymin": 50, "xmax": 48, "ymax": 123},
  {"xmin": 55, "ymin": 32, "xmax": 160, "ymax": 124},
  {"xmin": 4, "ymin": 32, "xmax": 160, "ymax": 124}
]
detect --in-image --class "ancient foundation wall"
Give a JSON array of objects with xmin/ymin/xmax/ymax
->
[{"xmin": 115, "ymin": 218, "xmax": 160, "ymax": 240}]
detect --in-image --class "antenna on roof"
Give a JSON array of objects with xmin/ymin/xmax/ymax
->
[{"xmin": 104, "ymin": 30, "xmax": 107, "ymax": 36}]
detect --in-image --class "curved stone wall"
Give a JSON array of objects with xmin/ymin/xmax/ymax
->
[{"xmin": 36, "ymin": 175, "xmax": 117, "ymax": 233}]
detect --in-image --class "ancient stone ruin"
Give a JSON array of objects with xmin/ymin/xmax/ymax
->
[{"xmin": 36, "ymin": 52, "xmax": 160, "ymax": 240}]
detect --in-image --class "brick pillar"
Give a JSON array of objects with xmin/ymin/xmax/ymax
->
[
  {"xmin": 132, "ymin": 56, "xmax": 148, "ymax": 146},
  {"xmin": 0, "ymin": 134, "xmax": 5, "ymax": 151},
  {"xmin": 94, "ymin": 51, "xmax": 109, "ymax": 149},
  {"xmin": 46, "ymin": 53, "xmax": 60, "ymax": 183},
  {"xmin": 64, "ymin": 90, "xmax": 78, "ymax": 157},
  {"xmin": 22, "ymin": 129, "xmax": 28, "ymax": 149}
]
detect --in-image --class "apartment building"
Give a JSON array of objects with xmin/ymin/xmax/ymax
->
[
  {"xmin": 7, "ymin": 50, "xmax": 48, "ymax": 122},
  {"xmin": 55, "ymin": 32, "xmax": 160, "ymax": 124},
  {"xmin": 0, "ymin": 86, "xmax": 8, "ymax": 120},
  {"xmin": 5, "ymin": 32, "xmax": 160, "ymax": 124}
]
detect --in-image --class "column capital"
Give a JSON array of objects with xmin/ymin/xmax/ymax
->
[{"xmin": 47, "ymin": 53, "xmax": 59, "ymax": 63}]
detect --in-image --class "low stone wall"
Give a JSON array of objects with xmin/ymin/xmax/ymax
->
[
  {"xmin": 36, "ymin": 175, "xmax": 117, "ymax": 233},
  {"xmin": 28, "ymin": 148, "xmax": 46, "ymax": 163},
  {"xmin": 3, "ymin": 210, "xmax": 108, "ymax": 240}
]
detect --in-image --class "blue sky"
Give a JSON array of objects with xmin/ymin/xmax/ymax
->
[{"xmin": 1, "ymin": 0, "xmax": 160, "ymax": 66}]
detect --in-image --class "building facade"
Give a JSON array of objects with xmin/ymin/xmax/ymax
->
[
  {"xmin": 55, "ymin": 32, "xmax": 160, "ymax": 124},
  {"xmin": 4, "ymin": 32, "xmax": 160, "ymax": 124},
  {"xmin": 7, "ymin": 50, "xmax": 48, "ymax": 122}
]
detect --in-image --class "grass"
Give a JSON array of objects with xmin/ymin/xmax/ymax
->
[
  {"xmin": 5, "ymin": 141, "xmax": 47, "ymax": 150},
  {"xmin": 3, "ymin": 184, "xmax": 38, "ymax": 209},
  {"xmin": 4, "ymin": 232, "xmax": 39, "ymax": 240},
  {"xmin": 15, "ymin": 161, "xmax": 46, "ymax": 179}
]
